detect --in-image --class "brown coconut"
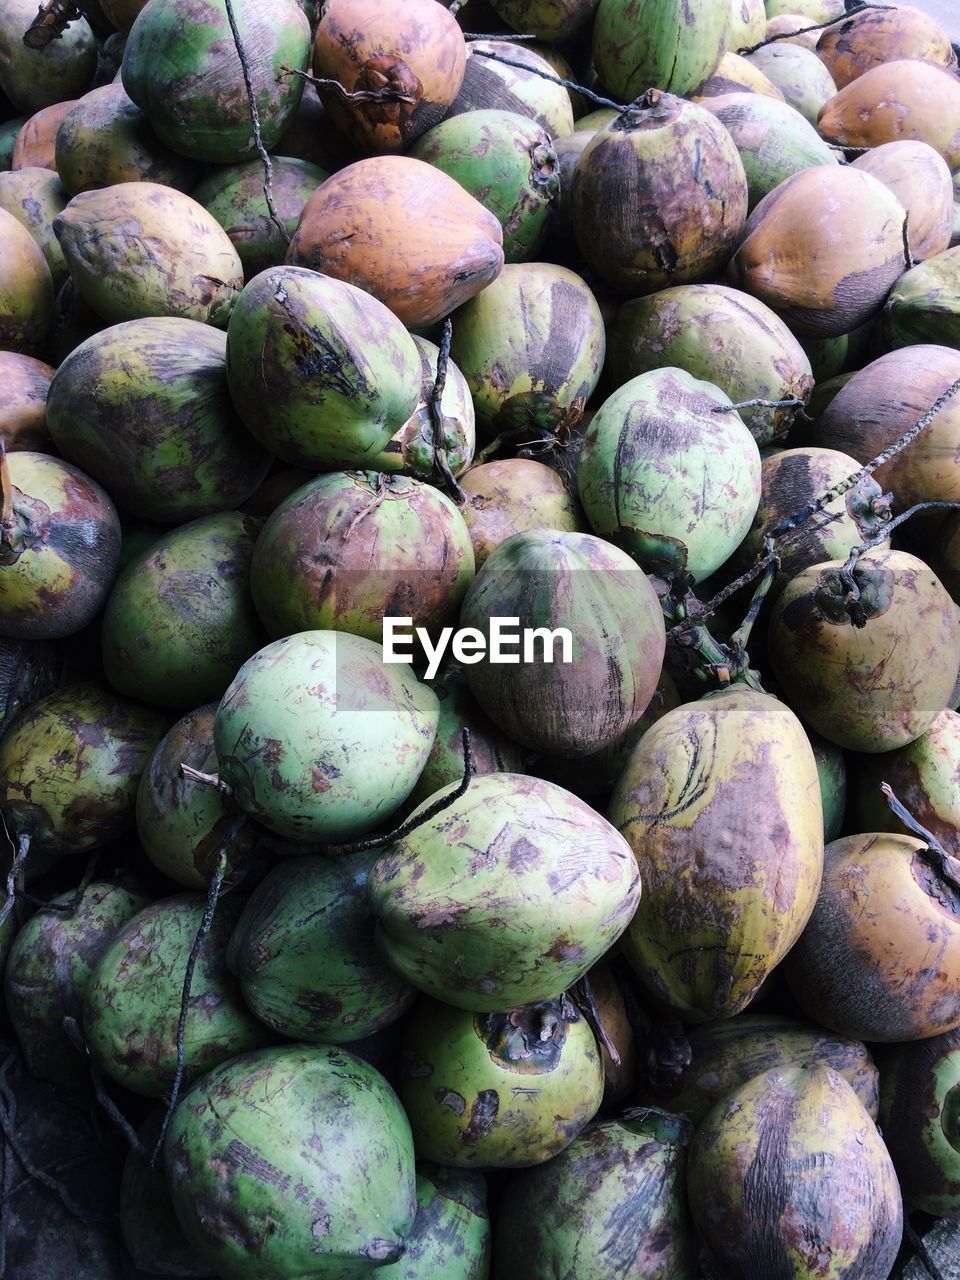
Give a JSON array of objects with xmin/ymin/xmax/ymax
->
[
  {"xmin": 0, "ymin": 351, "xmax": 55, "ymax": 453},
  {"xmin": 12, "ymin": 101, "xmax": 76, "ymax": 171},
  {"xmin": 459, "ymin": 459, "xmax": 586, "ymax": 568},
  {"xmin": 851, "ymin": 140, "xmax": 954, "ymax": 262},
  {"xmin": 286, "ymin": 155, "xmax": 504, "ymax": 329},
  {"xmin": 311, "ymin": 0, "xmax": 466, "ymax": 154},
  {"xmin": 813, "ymin": 345, "xmax": 960, "ymax": 511},
  {"xmin": 817, "ymin": 5, "xmax": 958, "ymax": 90},
  {"xmin": 726, "ymin": 164, "xmax": 908, "ymax": 337},
  {"xmin": 818, "ymin": 60, "xmax": 960, "ymax": 172}
]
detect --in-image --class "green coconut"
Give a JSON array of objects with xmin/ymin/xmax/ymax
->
[
  {"xmin": 446, "ymin": 41, "xmax": 574, "ymax": 140},
  {"xmin": 53, "ymin": 182, "xmax": 243, "ymax": 326},
  {"xmin": 214, "ymin": 630, "xmax": 439, "ymax": 844},
  {"xmin": 227, "ymin": 852, "xmax": 417, "ymax": 1043},
  {"xmin": 746, "ymin": 42, "xmax": 838, "ymax": 124},
  {"xmin": 100, "ymin": 511, "xmax": 266, "ymax": 709},
  {"xmin": 121, "ymin": 0, "xmax": 310, "ymax": 163},
  {"xmin": 164, "ymin": 1043, "xmax": 417, "ymax": 1280},
  {"xmin": 606, "ymin": 283, "xmax": 813, "ymax": 444},
  {"xmin": 397, "ymin": 995, "xmax": 603, "ymax": 1168},
  {"xmin": 592, "ymin": 0, "xmax": 728, "ymax": 100},
  {"xmin": 0, "ymin": 205, "xmax": 54, "ymax": 355},
  {"xmin": 224, "ymin": 265, "xmax": 422, "ymax": 470},
  {"xmin": 248, "ymin": 471, "xmax": 475, "ymax": 643},
  {"xmin": 0, "ymin": 0, "xmax": 97, "ymax": 113},
  {"xmin": 4, "ymin": 879, "xmax": 150, "ymax": 1083},
  {"xmin": 491, "ymin": 1110, "xmax": 698, "ymax": 1280},
  {"xmin": 577, "ymin": 367, "xmax": 762, "ymax": 582},
  {"xmin": 449, "ymin": 261, "xmax": 605, "ymax": 439},
  {"xmin": 700, "ymin": 92, "xmax": 839, "ymax": 212},
  {"xmin": 83, "ymin": 891, "xmax": 273, "ymax": 1097},
  {"xmin": 0, "ymin": 680, "xmax": 167, "ymax": 856},
  {"xmin": 45, "ymin": 316, "xmax": 271, "ymax": 523},
  {"xmin": 367, "ymin": 771, "xmax": 640, "ymax": 1011},
  {"xmin": 136, "ymin": 702, "xmax": 260, "ymax": 890},
  {"xmin": 377, "ymin": 1164, "xmax": 490, "ymax": 1280},
  {"xmin": 409, "ymin": 110, "xmax": 559, "ymax": 264},
  {"xmin": 883, "ymin": 245, "xmax": 960, "ymax": 351},
  {"xmin": 192, "ymin": 155, "xmax": 329, "ymax": 281}
]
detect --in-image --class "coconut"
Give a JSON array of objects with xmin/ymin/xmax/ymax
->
[
  {"xmin": 688, "ymin": 1065, "xmax": 902, "ymax": 1276},
  {"xmin": 883, "ymin": 244, "xmax": 960, "ymax": 350},
  {"xmin": 818, "ymin": 60, "xmax": 960, "ymax": 171},
  {"xmin": 783, "ymin": 832, "xmax": 960, "ymax": 1041},
  {"xmin": 813, "ymin": 345, "xmax": 960, "ymax": 511},
  {"xmin": 458, "ymin": 529, "xmax": 665, "ymax": 757},
  {"xmin": 448, "ymin": 262, "xmax": 604, "ymax": 439},
  {"xmin": 458, "ymin": 459, "xmax": 586, "ymax": 569},
  {"xmin": 592, "ymin": 0, "xmax": 727, "ymax": 101},
  {"xmin": 577, "ymin": 367, "xmax": 762, "ymax": 583},
  {"xmin": 248, "ymin": 470, "xmax": 475, "ymax": 643},
  {"xmin": 605, "ymin": 282, "xmax": 814, "ymax": 443},
  {"xmin": 11, "ymin": 100, "xmax": 75, "ymax": 171},
  {"xmin": 572, "ymin": 91, "xmax": 748, "ymax": 297},
  {"xmin": 45, "ymin": 317, "xmax": 271, "ymax": 522},
  {"xmin": 690, "ymin": 51, "xmax": 785, "ymax": 101},
  {"xmin": 608, "ymin": 687, "xmax": 825, "ymax": 1022},
  {"xmin": 287, "ymin": 156, "xmax": 504, "ymax": 330},
  {"xmin": 0, "ymin": 0, "xmax": 96, "ymax": 113},
  {"xmin": 0, "ymin": 351, "xmax": 54, "ymax": 453},
  {"xmin": 224, "ymin": 265, "xmax": 423, "ymax": 470},
  {"xmin": 762, "ymin": 14, "xmax": 820, "ymax": 50},
  {"xmin": 121, "ymin": 0, "xmax": 310, "ymax": 163},
  {"xmin": 745, "ymin": 41, "xmax": 837, "ymax": 124},
  {"xmin": 768, "ymin": 549, "xmax": 960, "ymax": 752},
  {"xmin": 445, "ymin": 40, "xmax": 574, "ymax": 140},
  {"xmin": 311, "ymin": 0, "xmax": 466, "ymax": 154},
  {"xmin": 851, "ymin": 140, "xmax": 954, "ymax": 262},
  {"xmin": 0, "ymin": 167, "xmax": 69, "ymax": 290},
  {"xmin": 727, "ymin": 164, "xmax": 908, "ymax": 337},
  {"xmin": 54, "ymin": 83, "xmax": 199, "ymax": 196},
  {"xmin": 817, "ymin": 4, "xmax": 958, "ymax": 89},
  {"xmin": 53, "ymin": 182, "xmax": 243, "ymax": 326},
  {"xmin": 0, "ymin": 206, "xmax": 53, "ymax": 355}
]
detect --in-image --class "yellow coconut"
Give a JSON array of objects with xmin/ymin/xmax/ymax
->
[
  {"xmin": 608, "ymin": 687, "xmax": 824, "ymax": 1022},
  {"xmin": 691, "ymin": 51, "xmax": 786, "ymax": 101},
  {"xmin": 727, "ymin": 164, "xmax": 907, "ymax": 337},
  {"xmin": 851, "ymin": 140, "xmax": 953, "ymax": 262},
  {"xmin": 817, "ymin": 4, "xmax": 958, "ymax": 90},
  {"xmin": 311, "ymin": 0, "xmax": 466, "ymax": 154},
  {"xmin": 0, "ymin": 206, "xmax": 53, "ymax": 355},
  {"xmin": 286, "ymin": 156, "xmax": 504, "ymax": 329},
  {"xmin": 762, "ymin": 14, "xmax": 820, "ymax": 51},
  {"xmin": 818, "ymin": 60, "xmax": 960, "ymax": 171}
]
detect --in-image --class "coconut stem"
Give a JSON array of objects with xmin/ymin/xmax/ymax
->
[
  {"xmin": 469, "ymin": 48, "xmax": 625, "ymax": 112},
  {"xmin": 428, "ymin": 319, "xmax": 466, "ymax": 506},
  {"xmin": 902, "ymin": 213, "xmax": 915, "ymax": 272},
  {"xmin": 736, "ymin": 2, "xmax": 896, "ymax": 56},
  {"xmin": 21, "ymin": 0, "xmax": 82, "ymax": 49},
  {"xmin": 838, "ymin": 501, "xmax": 960, "ymax": 627},
  {"xmin": 330, "ymin": 727, "xmax": 475, "ymax": 855},
  {"xmin": 151, "ymin": 849, "xmax": 229, "ymax": 1169},
  {"xmin": 179, "ymin": 762, "xmax": 232, "ymax": 795},
  {"xmin": 280, "ymin": 63, "xmax": 418, "ymax": 107},
  {"xmin": 668, "ymin": 377, "xmax": 960, "ymax": 642},
  {"xmin": 222, "ymin": 0, "xmax": 287, "ymax": 245},
  {"xmin": 571, "ymin": 974, "xmax": 620, "ymax": 1066},
  {"xmin": 0, "ymin": 835, "xmax": 29, "ymax": 941},
  {"xmin": 344, "ymin": 473, "xmax": 388, "ymax": 539},
  {"xmin": 33, "ymin": 850, "xmax": 101, "ymax": 918},
  {"xmin": 882, "ymin": 783, "xmax": 960, "ymax": 900}
]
